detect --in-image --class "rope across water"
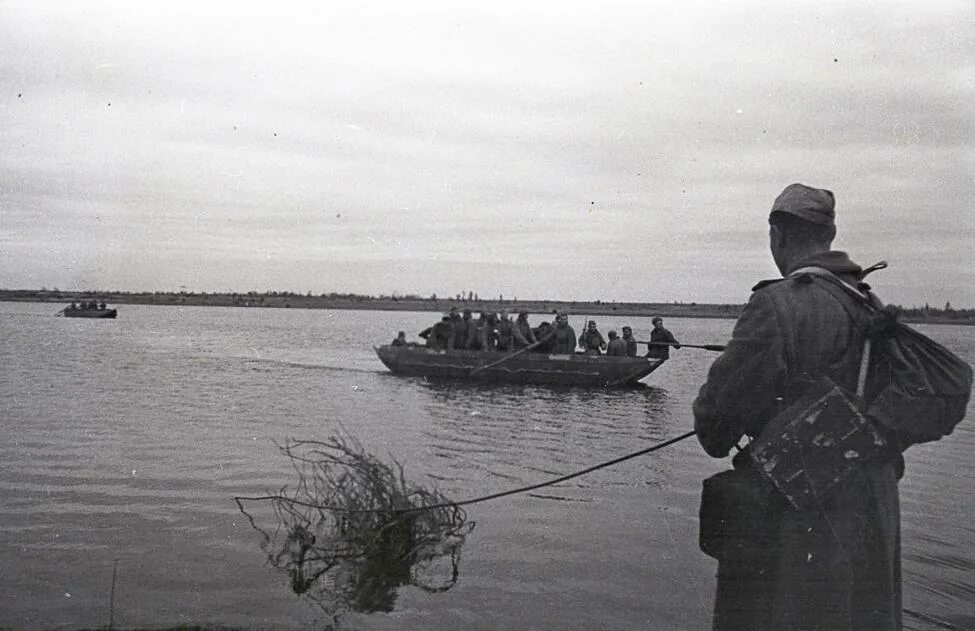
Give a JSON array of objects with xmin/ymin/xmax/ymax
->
[{"xmin": 235, "ymin": 430, "xmax": 698, "ymax": 514}]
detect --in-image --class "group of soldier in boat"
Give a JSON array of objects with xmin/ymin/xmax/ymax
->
[
  {"xmin": 66, "ymin": 301, "xmax": 109, "ymax": 311},
  {"xmin": 397, "ymin": 307, "xmax": 680, "ymax": 359}
]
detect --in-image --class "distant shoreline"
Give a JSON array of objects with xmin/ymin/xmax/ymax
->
[{"xmin": 2, "ymin": 289, "xmax": 972, "ymax": 325}]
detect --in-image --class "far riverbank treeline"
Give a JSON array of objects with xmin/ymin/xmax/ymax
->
[{"xmin": 1, "ymin": 289, "xmax": 973, "ymax": 325}]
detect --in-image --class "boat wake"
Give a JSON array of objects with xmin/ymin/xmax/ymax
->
[
  {"xmin": 241, "ymin": 357, "xmax": 384, "ymax": 375},
  {"xmin": 525, "ymin": 493, "xmax": 593, "ymax": 503}
]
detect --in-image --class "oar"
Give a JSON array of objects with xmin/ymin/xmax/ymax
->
[
  {"xmin": 638, "ymin": 340, "xmax": 726, "ymax": 352},
  {"xmin": 469, "ymin": 337, "xmax": 547, "ymax": 376},
  {"xmin": 54, "ymin": 307, "xmax": 66, "ymax": 317}
]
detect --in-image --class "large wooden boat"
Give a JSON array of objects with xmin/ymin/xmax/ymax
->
[
  {"xmin": 375, "ymin": 345, "xmax": 666, "ymax": 387},
  {"xmin": 60, "ymin": 306, "xmax": 117, "ymax": 319}
]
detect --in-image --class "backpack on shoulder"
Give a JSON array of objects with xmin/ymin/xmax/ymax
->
[
  {"xmin": 800, "ymin": 265, "xmax": 971, "ymax": 446},
  {"xmin": 750, "ymin": 265, "xmax": 972, "ymax": 511}
]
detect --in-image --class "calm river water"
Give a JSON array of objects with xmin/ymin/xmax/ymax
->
[{"xmin": 0, "ymin": 302, "xmax": 972, "ymax": 630}]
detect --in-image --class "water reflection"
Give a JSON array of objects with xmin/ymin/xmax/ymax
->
[
  {"xmin": 1, "ymin": 304, "xmax": 971, "ymax": 629},
  {"xmin": 414, "ymin": 379, "xmax": 681, "ymax": 497},
  {"xmin": 280, "ymin": 513, "xmax": 464, "ymax": 618},
  {"xmin": 416, "ymin": 379, "xmax": 670, "ymax": 415}
]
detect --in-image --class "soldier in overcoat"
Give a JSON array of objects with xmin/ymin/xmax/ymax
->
[{"xmin": 693, "ymin": 183, "xmax": 904, "ymax": 630}]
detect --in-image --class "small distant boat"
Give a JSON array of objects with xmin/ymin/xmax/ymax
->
[
  {"xmin": 375, "ymin": 345, "xmax": 665, "ymax": 387},
  {"xmin": 59, "ymin": 305, "xmax": 117, "ymax": 319}
]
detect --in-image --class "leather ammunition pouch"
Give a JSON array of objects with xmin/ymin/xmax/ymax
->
[{"xmin": 699, "ymin": 450, "xmax": 775, "ymax": 563}]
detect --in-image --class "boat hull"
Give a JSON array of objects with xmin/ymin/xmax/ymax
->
[
  {"xmin": 375, "ymin": 345, "xmax": 665, "ymax": 387},
  {"xmin": 63, "ymin": 309, "xmax": 117, "ymax": 319}
]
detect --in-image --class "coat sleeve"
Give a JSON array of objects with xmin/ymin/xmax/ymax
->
[
  {"xmin": 663, "ymin": 329, "xmax": 680, "ymax": 348},
  {"xmin": 512, "ymin": 323, "xmax": 528, "ymax": 345},
  {"xmin": 693, "ymin": 290, "xmax": 788, "ymax": 458}
]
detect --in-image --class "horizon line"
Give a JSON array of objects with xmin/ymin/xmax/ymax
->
[{"xmin": 1, "ymin": 288, "xmax": 971, "ymax": 312}]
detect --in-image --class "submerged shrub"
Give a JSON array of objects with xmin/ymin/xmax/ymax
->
[{"xmin": 236, "ymin": 433, "xmax": 473, "ymax": 624}]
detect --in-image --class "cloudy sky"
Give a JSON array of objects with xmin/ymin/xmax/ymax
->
[{"xmin": 1, "ymin": 0, "xmax": 972, "ymax": 306}]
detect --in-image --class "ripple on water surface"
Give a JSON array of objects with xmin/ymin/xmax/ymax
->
[{"xmin": 0, "ymin": 303, "xmax": 972, "ymax": 629}]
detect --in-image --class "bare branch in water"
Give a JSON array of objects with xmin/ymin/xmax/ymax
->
[{"xmin": 236, "ymin": 432, "xmax": 474, "ymax": 622}]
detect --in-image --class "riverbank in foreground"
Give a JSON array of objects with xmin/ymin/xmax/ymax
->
[{"xmin": 2, "ymin": 289, "xmax": 972, "ymax": 325}]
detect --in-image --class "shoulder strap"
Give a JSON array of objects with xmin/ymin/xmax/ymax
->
[
  {"xmin": 787, "ymin": 266, "xmax": 873, "ymax": 321},
  {"xmin": 789, "ymin": 266, "xmax": 866, "ymax": 299},
  {"xmin": 856, "ymin": 339, "xmax": 872, "ymax": 397},
  {"xmin": 752, "ymin": 277, "xmax": 787, "ymax": 291},
  {"xmin": 788, "ymin": 266, "xmax": 873, "ymax": 396},
  {"xmin": 789, "ymin": 265, "xmax": 887, "ymax": 311}
]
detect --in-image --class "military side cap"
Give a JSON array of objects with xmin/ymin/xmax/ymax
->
[{"xmin": 770, "ymin": 183, "xmax": 835, "ymax": 226}]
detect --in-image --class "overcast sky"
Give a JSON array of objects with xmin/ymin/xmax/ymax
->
[{"xmin": 1, "ymin": 0, "xmax": 972, "ymax": 306}]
